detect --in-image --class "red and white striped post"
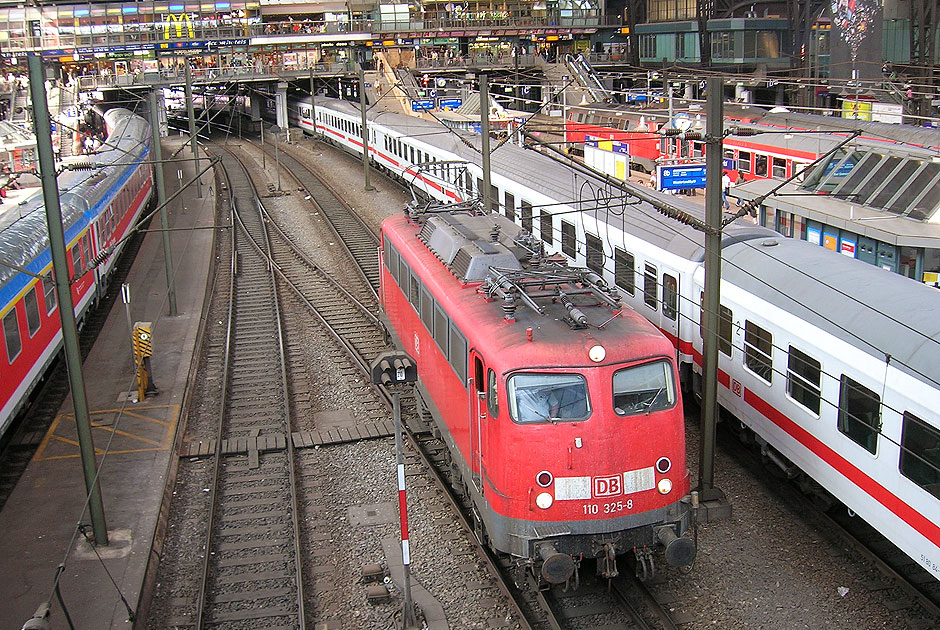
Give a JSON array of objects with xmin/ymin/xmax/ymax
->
[{"xmin": 393, "ymin": 392, "xmax": 418, "ymax": 628}]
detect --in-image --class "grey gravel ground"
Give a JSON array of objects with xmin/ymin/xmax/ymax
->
[{"xmin": 279, "ymin": 133, "xmax": 937, "ymax": 630}]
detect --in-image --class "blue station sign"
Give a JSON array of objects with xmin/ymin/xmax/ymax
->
[
  {"xmin": 657, "ymin": 163, "xmax": 707, "ymax": 190},
  {"xmin": 411, "ymin": 99, "xmax": 434, "ymax": 112}
]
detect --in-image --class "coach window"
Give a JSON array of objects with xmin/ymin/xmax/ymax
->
[
  {"xmin": 433, "ymin": 303, "xmax": 449, "ymax": 355},
  {"xmin": 504, "ymin": 192, "xmax": 515, "ymax": 222},
  {"xmin": 643, "ymin": 263, "xmax": 657, "ymax": 309},
  {"xmin": 614, "ymin": 248, "xmax": 635, "ymax": 296},
  {"xmin": 3, "ymin": 309, "xmax": 20, "ymax": 363},
  {"xmin": 507, "ymin": 373, "xmax": 590, "ymax": 423},
  {"xmin": 662, "ymin": 274, "xmax": 678, "ymax": 320},
  {"xmin": 561, "ymin": 220, "xmax": 576, "ymax": 258},
  {"xmin": 539, "ymin": 211, "xmax": 553, "ymax": 246},
  {"xmin": 585, "ymin": 233, "xmax": 604, "ymax": 274},
  {"xmin": 755, "ymin": 154, "xmax": 768, "ymax": 177},
  {"xmin": 837, "ymin": 375, "xmax": 881, "ymax": 454},
  {"xmin": 737, "ymin": 150, "xmax": 751, "ymax": 173},
  {"xmin": 521, "ymin": 200, "xmax": 533, "ymax": 232},
  {"xmin": 772, "ymin": 157, "xmax": 787, "ymax": 179},
  {"xmin": 743, "ymin": 320, "xmax": 773, "ymax": 383},
  {"xmin": 899, "ymin": 412, "xmax": 940, "ymax": 498},
  {"xmin": 692, "ymin": 142, "xmax": 704, "ymax": 159},
  {"xmin": 787, "ymin": 346, "xmax": 821, "ymax": 415},
  {"xmin": 71, "ymin": 243, "xmax": 84, "ymax": 278},
  {"xmin": 24, "ymin": 288, "xmax": 41, "ymax": 337},
  {"xmin": 81, "ymin": 234, "xmax": 92, "ymax": 274},
  {"xmin": 420, "ymin": 286, "xmax": 434, "ymax": 332},
  {"xmin": 718, "ymin": 305, "xmax": 733, "ymax": 357},
  {"xmin": 409, "ymin": 272, "xmax": 420, "ymax": 312},
  {"xmin": 489, "ymin": 185, "xmax": 499, "ymax": 212},
  {"xmin": 450, "ymin": 326, "xmax": 468, "ymax": 385},
  {"xmin": 612, "ymin": 360, "xmax": 676, "ymax": 416},
  {"xmin": 43, "ymin": 272, "xmax": 56, "ymax": 314},
  {"xmin": 486, "ymin": 369, "xmax": 498, "ymax": 416}
]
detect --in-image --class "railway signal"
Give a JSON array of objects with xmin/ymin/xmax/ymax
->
[{"xmin": 370, "ymin": 350, "xmax": 419, "ymax": 628}]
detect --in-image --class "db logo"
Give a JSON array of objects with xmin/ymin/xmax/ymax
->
[
  {"xmin": 732, "ymin": 379, "xmax": 742, "ymax": 397},
  {"xmin": 593, "ymin": 475, "xmax": 622, "ymax": 497}
]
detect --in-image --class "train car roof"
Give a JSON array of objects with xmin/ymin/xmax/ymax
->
[
  {"xmin": 755, "ymin": 111, "xmax": 940, "ymax": 151},
  {"xmin": 722, "ymin": 235, "xmax": 940, "ymax": 388},
  {"xmin": 0, "ymin": 108, "xmax": 149, "ymax": 294}
]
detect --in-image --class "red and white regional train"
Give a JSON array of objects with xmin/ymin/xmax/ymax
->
[
  {"xmin": 0, "ymin": 108, "xmax": 153, "ymax": 438},
  {"xmin": 381, "ymin": 208, "xmax": 696, "ymax": 583},
  {"xmin": 295, "ymin": 95, "xmax": 940, "ymax": 583},
  {"xmin": 564, "ymin": 101, "xmax": 940, "ymax": 183}
]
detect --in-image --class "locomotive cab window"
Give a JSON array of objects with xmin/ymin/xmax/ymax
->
[
  {"xmin": 384, "ymin": 238, "xmax": 401, "ymax": 285},
  {"xmin": 507, "ymin": 373, "xmax": 590, "ymax": 423},
  {"xmin": 838, "ymin": 375, "xmax": 881, "ymax": 454},
  {"xmin": 613, "ymin": 360, "xmax": 676, "ymax": 416},
  {"xmin": 486, "ymin": 369, "xmax": 498, "ymax": 417},
  {"xmin": 744, "ymin": 320, "xmax": 773, "ymax": 383},
  {"xmin": 899, "ymin": 412, "xmax": 940, "ymax": 498}
]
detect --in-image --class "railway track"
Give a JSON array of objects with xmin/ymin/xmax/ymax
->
[{"xmin": 251, "ymin": 136, "xmax": 382, "ymax": 297}]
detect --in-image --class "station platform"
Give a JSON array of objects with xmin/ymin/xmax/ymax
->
[{"xmin": 0, "ymin": 137, "xmax": 216, "ymax": 629}]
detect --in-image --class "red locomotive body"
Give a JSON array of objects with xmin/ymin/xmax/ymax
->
[{"xmin": 380, "ymin": 209, "xmax": 695, "ymax": 583}]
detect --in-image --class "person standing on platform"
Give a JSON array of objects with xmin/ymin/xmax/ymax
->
[{"xmin": 722, "ymin": 171, "xmax": 732, "ymax": 210}]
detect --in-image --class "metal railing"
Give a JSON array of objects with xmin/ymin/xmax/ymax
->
[{"xmin": 9, "ymin": 13, "xmax": 616, "ymax": 53}]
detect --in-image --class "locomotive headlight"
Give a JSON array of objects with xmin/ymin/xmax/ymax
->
[
  {"xmin": 536, "ymin": 492, "xmax": 554, "ymax": 509},
  {"xmin": 588, "ymin": 345, "xmax": 606, "ymax": 363},
  {"xmin": 657, "ymin": 478, "xmax": 673, "ymax": 495}
]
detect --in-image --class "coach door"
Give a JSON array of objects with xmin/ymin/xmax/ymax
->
[{"xmin": 469, "ymin": 351, "xmax": 487, "ymax": 491}]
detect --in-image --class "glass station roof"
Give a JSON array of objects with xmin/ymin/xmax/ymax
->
[{"xmin": 802, "ymin": 148, "xmax": 940, "ymax": 221}]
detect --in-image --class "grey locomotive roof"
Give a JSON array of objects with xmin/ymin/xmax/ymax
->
[
  {"xmin": 330, "ymin": 99, "xmax": 940, "ymax": 387},
  {"xmin": 722, "ymin": 236, "xmax": 940, "ymax": 388},
  {"xmin": 0, "ymin": 108, "xmax": 149, "ymax": 289}
]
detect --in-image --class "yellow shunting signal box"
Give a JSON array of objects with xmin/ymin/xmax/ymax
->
[{"xmin": 132, "ymin": 321, "xmax": 157, "ymax": 401}]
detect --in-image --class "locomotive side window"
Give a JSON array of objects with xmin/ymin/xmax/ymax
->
[
  {"xmin": 385, "ymin": 239, "xmax": 401, "ymax": 285},
  {"xmin": 507, "ymin": 373, "xmax": 590, "ymax": 423},
  {"xmin": 614, "ymin": 248, "xmax": 635, "ymax": 296},
  {"xmin": 420, "ymin": 286, "xmax": 434, "ymax": 331},
  {"xmin": 899, "ymin": 412, "xmax": 940, "ymax": 498},
  {"xmin": 539, "ymin": 211, "xmax": 553, "ymax": 246},
  {"xmin": 43, "ymin": 272, "xmax": 56, "ymax": 314},
  {"xmin": 520, "ymin": 200, "xmax": 533, "ymax": 232},
  {"xmin": 449, "ymin": 326, "xmax": 467, "ymax": 386},
  {"xmin": 837, "ymin": 375, "xmax": 881, "ymax": 454},
  {"xmin": 486, "ymin": 369, "xmax": 498, "ymax": 416},
  {"xmin": 400, "ymin": 263, "xmax": 411, "ymax": 299},
  {"xmin": 612, "ymin": 360, "xmax": 676, "ymax": 416},
  {"xmin": 643, "ymin": 263, "xmax": 657, "ymax": 309},
  {"xmin": 433, "ymin": 303, "xmax": 448, "ymax": 355},
  {"xmin": 743, "ymin": 320, "xmax": 773, "ymax": 383},
  {"xmin": 786, "ymin": 346, "xmax": 821, "ymax": 415},
  {"xmin": 24, "ymin": 287, "xmax": 40, "ymax": 337},
  {"xmin": 561, "ymin": 220, "xmax": 576, "ymax": 258},
  {"xmin": 585, "ymin": 233, "xmax": 604, "ymax": 274},
  {"xmin": 3, "ymin": 309, "xmax": 20, "ymax": 363},
  {"xmin": 504, "ymin": 192, "xmax": 515, "ymax": 222},
  {"xmin": 409, "ymin": 272, "xmax": 420, "ymax": 312},
  {"xmin": 662, "ymin": 274, "xmax": 678, "ymax": 320}
]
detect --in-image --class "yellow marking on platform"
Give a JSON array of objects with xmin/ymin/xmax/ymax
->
[{"xmin": 33, "ymin": 404, "xmax": 180, "ymax": 461}]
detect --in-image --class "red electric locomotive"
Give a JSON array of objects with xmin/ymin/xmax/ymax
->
[{"xmin": 380, "ymin": 208, "xmax": 696, "ymax": 584}]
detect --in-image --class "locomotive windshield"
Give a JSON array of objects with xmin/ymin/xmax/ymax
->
[
  {"xmin": 507, "ymin": 373, "xmax": 590, "ymax": 423},
  {"xmin": 612, "ymin": 360, "xmax": 677, "ymax": 416}
]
